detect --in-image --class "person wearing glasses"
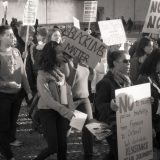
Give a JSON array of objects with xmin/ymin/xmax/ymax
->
[
  {"xmin": 95, "ymin": 50, "xmax": 131, "ymax": 160},
  {"xmin": 136, "ymin": 49, "xmax": 160, "ymax": 149}
]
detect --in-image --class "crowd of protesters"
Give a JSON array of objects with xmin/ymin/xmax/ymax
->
[{"xmin": 0, "ymin": 16, "xmax": 160, "ymax": 160}]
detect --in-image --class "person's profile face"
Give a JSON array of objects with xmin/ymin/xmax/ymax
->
[{"xmin": 114, "ymin": 54, "xmax": 130, "ymax": 75}]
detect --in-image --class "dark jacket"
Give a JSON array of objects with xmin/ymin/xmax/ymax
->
[
  {"xmin": 95, "ymin": 71, "xmax": 121, "ymax": 127},
  {"xmin": 136, "ymin": 74, "xmax": 160, "ymax": 130}
]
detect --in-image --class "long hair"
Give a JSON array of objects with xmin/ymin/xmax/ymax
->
[
  {"xmin": 139, "ymin": 49, "xmax": 160, "ymax": 76},
  {"xmin": 135, "ymin": 37, "xmax": 152, "ymax": 57},
  {"xmin": 38, "ymin": 41, "xmax": 60, "ymax": 72}
]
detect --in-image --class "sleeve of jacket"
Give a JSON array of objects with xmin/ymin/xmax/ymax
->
[
  {"xmin": 37, "ymin": 73, "xmax": 73, "ymax": 120},
  {"xmin": 95, "ymin": 79, "xmax": 113, "ymax": 123}
]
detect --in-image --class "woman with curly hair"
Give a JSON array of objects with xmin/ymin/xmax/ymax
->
[
  {"xmin": 34, "ymin": 41, "xmax": 74, "ymax": 160},
  {"xmin": 130, "ymin": 37, "xmax": 153, "ymax": 84}
]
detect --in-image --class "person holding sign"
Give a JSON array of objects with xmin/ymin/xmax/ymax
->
[
  {"xmin": 0, "ymin": 25, "xmax": 32, "ymax": 160},
  {"xmin": 34, "ymin": 41, "xmax": 74, "ymax": 160},
  {"xmin": 136, "ymin": 49, "xmax": 160, "ymax": 149},
  {"xmin": 95, "ymin": 50, "xmax": 131, "ymax": 160}
]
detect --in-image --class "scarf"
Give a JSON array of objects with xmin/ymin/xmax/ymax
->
[
  {"xmin": 50, "ymin": 68, "xmax": 68, "ymax": 105},
  {"xmin": 111, "ymin": 69, "xmax": 132, "ymax": 87}
]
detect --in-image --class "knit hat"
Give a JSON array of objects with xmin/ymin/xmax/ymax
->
[{"xmin": 37, "ymin": 27, "xmax": 48, "ymax": 37}]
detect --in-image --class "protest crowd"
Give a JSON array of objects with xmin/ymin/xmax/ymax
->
[{"xmin": 0, "ymin": 0, "xmax": 160, "ymax": 160}]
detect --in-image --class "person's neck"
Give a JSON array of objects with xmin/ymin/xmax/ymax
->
[{"xmin": 0, "ymin": 45, "xmax": 11, "ymax": 52}]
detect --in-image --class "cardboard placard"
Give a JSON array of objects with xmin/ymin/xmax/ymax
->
[
  {"xmin": 73, "ymin": 17, "xmax": 80, "ymax": 29},
  {"xmin": 98, "ymin": 19, "xmax": 127, "ymax": 46},
  {"xmin": 116, "ymin": 83, "xmax": 153, "ymax": 160},
  {"xmin": 83, "ymin": 1, "xmax": 98, "ymax": 22},
  {"xmin": 61, "ymin": 26, "xmax": 107, "ymax": 68},
  {"xmin": 142, "ymin": 0, "xmax": 160, "ymax": 34},
  {"xmin": 23, "ymin": 0, "xmax": 39, "ymax": 26}
]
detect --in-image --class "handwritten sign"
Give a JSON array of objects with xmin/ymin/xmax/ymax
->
[
  {"xmin": 61, "ymin": 26, "xmax": 107, "ymax": 68},
  {"xmin": 115, "ymin": 83, "xmax": 153, "ymax": 160},
  {"xmin": 142, "ymin": 0, "xmax": 160, "ymax": 34},
  {"xmin": 23, "ymin": 0, "xmax": 39, "ymax": 26},
  {"xmin": 83, "ymin": 1, "xmax": 98, "ymax": 22},
  {"xmin": 73, "ymin": 17, "xmax": 80, "ymax": 29},
  {"xmin": 98, "ymin": 19, "xmax": 127, "ymax": 46}
]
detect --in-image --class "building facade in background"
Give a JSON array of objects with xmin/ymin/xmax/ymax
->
[{"xmin": 0, "ymin": 0, "xmax": 150, "ymax": 25}]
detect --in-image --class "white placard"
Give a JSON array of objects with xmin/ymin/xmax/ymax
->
[
  {"xmin": 98, "ymin": 19, "xmax": 127, "ymax": 46},
  {"xmin": 83, "ymin": 1, "xmax": 98, "ymax": 22},
  {"xmin": 2, "ymin": 1, "xmax": 8, "ymax": 8},
  {"xmin": 142, "ymin": 0, "xmax": 160, "ymax": 34},
  {"xmin": 115, "ymin": 83, "xmax": 153, "ymax": 160},
  {"xmin": 61, "ymin": 26, "xmax": 107, "ymax": 69},
  {"xmin": 23, "ymin": 0, "xmax": 39, "ymax": 26},
  {"xmin": 73, "ymin": 17, "xmax": 80, "ymax": 29},
  {"xmin": 69, "ymin": 110, "xmax": 87, "ymax": 131}
]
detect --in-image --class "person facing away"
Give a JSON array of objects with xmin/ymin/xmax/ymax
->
[
  {"xmin": 34, "ymin": 41, "xmax": 74, "ymax": 160},
  {"xmin": 0, "ymin": 25, "xmax": 32, "ymax": 160},
  {"xmin": 95, "ymin": 50, "xmax": 131, "ymax": 160}
]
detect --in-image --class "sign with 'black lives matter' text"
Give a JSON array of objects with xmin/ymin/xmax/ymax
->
[
  {"xmin": 61, "ymin": 26, "xmax": 107, "ymax": 68},
  {"xmin": 143, "ymin": 0, "xmax": 160, "ymax": 34}
]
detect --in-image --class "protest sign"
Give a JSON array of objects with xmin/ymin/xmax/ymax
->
[
  {"xmin": 73, "ymin": 17, "xmax": 80, "ymax": 29},
  {"xmin": 69, "ymin": 110, "xmax": 87, "ymax": 131},
  {"xmin": 142, "ymin": 0, "xmax": 160, "ymax": 34},
  {"xmin": 98, "ymin": 19, "xmax": 127, "ymax": 46},
  {"xmin": 61, "ymin": 26, "xmax": 107, "ymax": 68},
  {"xmin": 2, "ymin": 0, "xmax": 8, "ymax": 25},
  {"xmin": 83, "ymin": 1, "xmax": 98, "ymax": 22},
  {"xmin": 2, "ymin": 0, "xmax": 8, "ymax": 8},
  {"xmin": 115, "ymin": 83, "xmax": 153, "ymax": 160},
  {"xmin": 23, "ymin": 0, "xmax": 39, "ymax": 26}
]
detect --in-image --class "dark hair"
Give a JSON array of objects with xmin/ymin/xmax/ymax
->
[
  {"xmin": 38, "ymin": 41, "xmax": 60, "ymax": 72},
  {"xmin": 135, "ymin": 37, "xmax": 152, "ymax": 57},
  {"xmin": 0, "ymin": 25, "xmax": 11, "ymax": 36},
  {"xmin": 139, "ymin": 49, "xmax": 160, "ymax": 76},
  {"xmin": 107, "ymin": 50, "xmax": 127, "ymax": 69}
]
